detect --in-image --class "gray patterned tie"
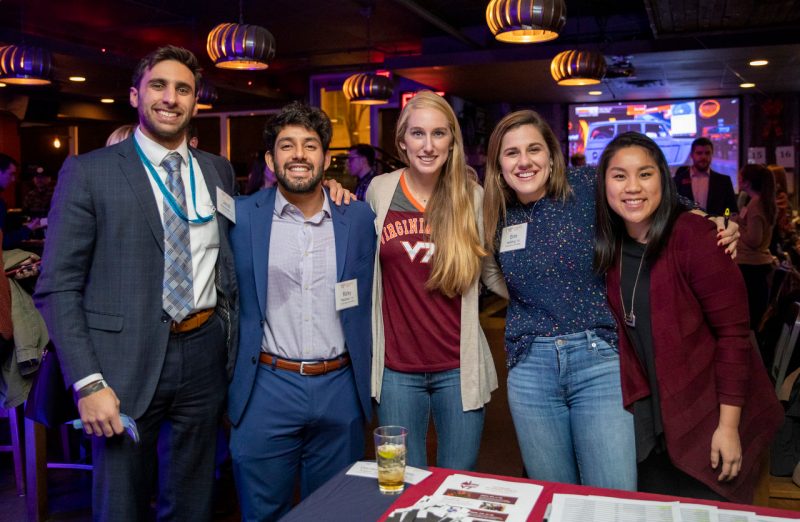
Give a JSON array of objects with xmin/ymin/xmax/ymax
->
[{"xmin": 161, "ymin": 152, "xmax": 194, "ymax": 322}]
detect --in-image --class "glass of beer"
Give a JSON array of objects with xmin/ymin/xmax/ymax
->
[{"xmin": 374, "ymin": 426, "xmax": 408, "ymax": 494}]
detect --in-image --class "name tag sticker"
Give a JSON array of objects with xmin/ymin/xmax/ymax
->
[
  {"xmin": 216, "ymin": 187, "xmax": 236, "ymax": 223},
  {"xmin": 499, "ymin": 223, "xmax": 527, "ymax": 252},
  {"xmin": 335, "ymin": 279, "xmax": 359, "ymax": 311}
]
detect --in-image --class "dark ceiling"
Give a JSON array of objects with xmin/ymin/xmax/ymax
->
[{"xmin": 0, "ymin": 0, "xmax": 799, "ymax": 114}]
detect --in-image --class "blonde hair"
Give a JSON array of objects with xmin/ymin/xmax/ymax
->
[
  {"xmin": 106, "ymin": 124, "xmax": 135, "ymax": 147},
  {"xmin": 483, "ymin": 110, "xmax": 570, "ymax": 253},
  {"xmin": 395, "ymin": 91, "xmax": 485, "ymax": 297}
]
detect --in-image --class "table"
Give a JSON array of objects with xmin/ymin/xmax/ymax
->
[{"xmin": 281, "ymin": 465, "xmax": 800, "ymax": 521}]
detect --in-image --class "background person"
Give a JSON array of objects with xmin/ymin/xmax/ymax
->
[
  {"xmin": 105, "ymin": 124, "xmax": 135, "ymax": 147},
  {"xmin": 731, "ymin": 164, "xmax": 777, "ymax": 332},
  {"xmin": 0, "ymin": 154, "xmax": 44, "ymax": 249},
  {"xmin": 767, "ymin": 164, "xmax": 799, "ymax": 264},
  {"xmin": 367, "ymin": 90, "xmax": 506, "ymax": 471},
  {"xmin": 594, "ymin": 131, "xmax": 783, "ymax": 503},
  {"xmin": 673, "ymin": 137, "xmax": 738, "ymax": 216},
  {"xmin": 569, "ymin": 152, "xmax": 586, "ymax": 167},
  {"xmin": 23, "ymin": 167, "xmax": 54, "ymax": 218},
  {"xmin": 348, "ymin": 143, "xmax": 378, "ymax": 200},
  {"xmin": 243, "ymin": 150, "xmax": 277, "ymax": 194}
]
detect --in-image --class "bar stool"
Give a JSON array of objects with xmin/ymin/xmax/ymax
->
[
  {"xmin": 24, "ymin": 418, "xmax": 92, "ymax": 522},
  {"xmin": 0, "ymin": 405, "xmax": 25, "ymax": 496}
]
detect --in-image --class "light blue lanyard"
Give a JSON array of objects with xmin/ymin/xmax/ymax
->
[{"xmin": 134, "ymin": 140, "xmax": 214, "ymax": 224}]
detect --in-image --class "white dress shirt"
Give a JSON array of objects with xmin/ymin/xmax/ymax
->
[
  {"xmin": 135, "ymin": 127, "xmax": 219, "ymax": 312},
  {"xmin": 261, "ymin": 188, "xmax": 346, "ymax": 361},
  {"xmin": 690, "ymin": 167, "xmax": 710, "ymax": 210}
]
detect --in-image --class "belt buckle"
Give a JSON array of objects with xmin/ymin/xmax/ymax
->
[{"xmin": 299, "ymin": 361, "xmax": 310, "ymax": 376}]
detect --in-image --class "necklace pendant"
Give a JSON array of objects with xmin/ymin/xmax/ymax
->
[{"xmin": 624, "ymin": 312, "xmax": 636, "ymax": 328}]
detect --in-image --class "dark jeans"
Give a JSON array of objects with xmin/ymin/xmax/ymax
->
[{"xmin": 738, "ymin": 263, "xmax": 773, "ymax": 330}]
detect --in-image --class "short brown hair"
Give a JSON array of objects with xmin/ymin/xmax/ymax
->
[
  {"xmin": 690, "ymin": 136, "xmax": 713, "ymax": 152},
  {"xmin": 132, "ymin": 45, "xmax": 201, "ymax": 92}
]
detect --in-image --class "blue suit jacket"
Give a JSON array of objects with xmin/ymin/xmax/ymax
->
[
  {"xmin": 227, "ymin": 187, "xmax": 376, "ymax": 425},
  {"xmin": 35, "ymin": 136, "xmax": 239, "ymax": 419}
]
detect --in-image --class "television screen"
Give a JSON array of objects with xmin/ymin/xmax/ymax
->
[{"xmin": 568, "ymin": 97, "xmax": 740, "ymax": 187}]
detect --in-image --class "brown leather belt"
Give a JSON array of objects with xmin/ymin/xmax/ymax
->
[
  {"xmin": 259, "ymin": 352, "xmax": 350, "ymax": 376},
  {"xmin": 170, "ymin": 308, "xmax": 214, "ymax": 334}
]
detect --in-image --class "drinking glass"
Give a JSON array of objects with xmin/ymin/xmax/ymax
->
[{"xmin": 374, "ymin": 425, "xmax": 408, "ymax": 494}]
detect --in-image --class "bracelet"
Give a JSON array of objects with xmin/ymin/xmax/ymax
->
[{"xmin": 76, "ymin": 379, "xmax": 109, "ymax": 400}]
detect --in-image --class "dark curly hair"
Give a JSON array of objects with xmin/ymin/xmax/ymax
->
[{"xmin": 263, "ymin": 101, "xmax": 332, "ymax": 154}]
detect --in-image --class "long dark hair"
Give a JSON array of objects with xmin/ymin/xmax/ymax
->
[
  {"xmin": 594, "ymin": 132, "xmax": 682, "ymax": 274},
  {"xmin": 741, "ymin": 163, "xmax": 777, "ymax": 224}
]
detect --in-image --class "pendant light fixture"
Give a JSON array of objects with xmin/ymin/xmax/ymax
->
[
  {"xmin": 0, "ymin": 44, "xmax": 53, "ymax": 85},
  {"xmin": 207, "ymin": 0, "xmax": 275, "ymax": 70},
  {"xmin": 343, "ymin": 3, "xmax": 393, "ymax": 105},
  {"xmin": 550, "ymin": 50, "xmax": 606, "ymax": 86},
  {"xmin": 197, "ymin": 81, "xmax": 218, "ymax": 110},
  {"xmin": 343, "ymin": 73, "xmax": 393, "ymax": 105},
  {"xmin": 486, "ymin": 0, "xmax": 567, "ymax": 43}
]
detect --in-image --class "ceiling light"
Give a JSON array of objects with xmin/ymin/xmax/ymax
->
[
  {"xmin": 343, "ymin": 72, "xmax": 394, "ymax": 105},
  {"xmin": 486, "ymin": 0, "xmax": 567, "ymax": 43},
  {"xmin": 0, "ymin": 45, "xmax": 53, "ymax": 85},
  {"xmin": 551, "ymin": 50, "xmax": 607, "ymax": 86},
  {"xmin": 207, "ymin": 22, "xmax": 276, "ymax": 70},
  {"xmin": 69, "ymin": 76, "xmax": 86, "ymax": 82},
  {"xmin": 588, "ymin": 90, "xmax": 603, "ymax": 95},
  {"xmin": 740, "ymin": 83, "xmax": 756, "ymax": 88},
  {"xmin": 100, "ymin": 98, "xmax": 114, "ymax": 103},
  {"xmin": 0, "ymin": 82, "xmax": 6, "ymax": 88},
  {"xmin": 197, "ymin": 81, "xmax": 218, "ymax": 110},
  {"xmin": 749, "ymin": 60, "xmax": 768, "ymax": 67}
]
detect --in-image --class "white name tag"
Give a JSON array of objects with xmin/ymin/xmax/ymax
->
[
  {"xmin": 499, "ymin": 223, "xmax": 527, "ymax": 252},
  {"xmin": 216, "ymin": 187, "xmax": 236, "ymax": 223},
  {"xmin": 335, "ymin": 279, "xmax": 359, "ymax": 310}
]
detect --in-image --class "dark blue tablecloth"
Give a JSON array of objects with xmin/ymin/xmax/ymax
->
[{"xmin": 279, "ymin": 466, "xmax": 402, "ymax": 522}]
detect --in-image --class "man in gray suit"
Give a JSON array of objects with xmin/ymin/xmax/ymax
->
[{"xmin": 35, "ymin": 45, "xmax": 238, "ymax": 521}]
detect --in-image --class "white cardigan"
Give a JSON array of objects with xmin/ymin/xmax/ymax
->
[{"xmin": 366, "ymin": 169, "xmax": 507, "ymax": 411}]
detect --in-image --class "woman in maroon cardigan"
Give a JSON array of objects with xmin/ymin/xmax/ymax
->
[{"xmin": 593, "ymin": 132, "xmax": 783, "ymax": 503}]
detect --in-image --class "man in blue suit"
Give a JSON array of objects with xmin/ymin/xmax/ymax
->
[
  {"xmin": 228, "ymin": 102, "xmax": 376, "ymax": 521},
  {"xmin": 36, "ymin": 46, "xmax": 238, "ymax": 521}
]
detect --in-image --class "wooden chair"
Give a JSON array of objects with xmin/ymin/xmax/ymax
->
[{"xmin": 0, "ymin": 405, "xmax": 25, "ymax": 496}]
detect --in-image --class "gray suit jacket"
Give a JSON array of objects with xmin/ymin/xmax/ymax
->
[{"xmin": 35, "ymin": 136, "xmax": 239, "ymax": 418}]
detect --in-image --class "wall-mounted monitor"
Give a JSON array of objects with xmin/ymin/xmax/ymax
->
[{"xmin": 568, "ymin": 97, "xmax": 740, "ymax": 184}]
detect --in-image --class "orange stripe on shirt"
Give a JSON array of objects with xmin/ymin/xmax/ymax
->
[{"xmin": 399, "ymin": 171, "xmax": 426, "ymax": 213}]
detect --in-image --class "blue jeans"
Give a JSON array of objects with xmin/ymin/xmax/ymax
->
[
  {"xmin": 507, "ymin": 330, "xmax": 636, "ymax": 490},
  {"xmin": 377, "ymin": 368, "xmax": 484, "ymax": 470}
]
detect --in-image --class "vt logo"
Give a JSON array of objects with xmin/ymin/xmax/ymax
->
[{"xmin": 401, "ymin": 241, "xmax": 435, "ymax": 263}]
